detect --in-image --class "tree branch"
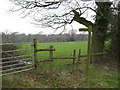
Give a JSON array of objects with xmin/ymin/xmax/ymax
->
[{"xmin": 72, "ymin": 10, "xmax": 94, "ymax": 27}]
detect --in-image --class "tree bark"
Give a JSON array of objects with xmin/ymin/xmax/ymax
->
[
  {"xmin": 91, "ymin": 28, "xmax": 106, "ymax": 64},
  {"xmin": 91, "ymin": 2, "xmax": 112, "ymax": 64}
]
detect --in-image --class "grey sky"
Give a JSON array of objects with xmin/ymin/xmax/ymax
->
[{"xmin": 0, "ymin": 0, "xmax": 113, "ymax": 35}]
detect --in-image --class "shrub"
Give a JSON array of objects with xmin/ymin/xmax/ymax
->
[{"xmin": 2, "ymin": 44, "xmax": 18, "ymax": 58}]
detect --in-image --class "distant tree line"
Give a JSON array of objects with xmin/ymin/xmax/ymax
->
[{"xmin": 1, "ymin": 32, "xmax": 88, "ymax": 43}]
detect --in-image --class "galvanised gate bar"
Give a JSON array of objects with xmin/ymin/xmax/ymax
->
[{"xmin": 0, "ymin": 42, "xmax": 35, "ymax": 76}]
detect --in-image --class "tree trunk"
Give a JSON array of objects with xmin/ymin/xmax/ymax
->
[
  {"xmin": 91, "ymin": 2, "xmax": 112, "ymax": 64},
  {"xmin": 91, "ymin": 28, "xmax": 106, "ymax": 64},
  {"xmin": 90, "ymin": 18, "xmax": 108, "ymax": 64},
  {"xmin": 72, "ymin": 2, "xmax": 112, "ymax": 64}
]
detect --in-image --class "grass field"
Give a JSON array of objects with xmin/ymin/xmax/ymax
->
[
  {"xmin": 2, "ymin": 41, "xmax": 118, "ymax": 88},
  {"xmin": 19, "ymin": 41, "xmax": 88, "ymax": 59}
]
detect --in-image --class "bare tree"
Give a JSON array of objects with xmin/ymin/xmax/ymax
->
[
  {"xmin": 9, "ymin": 0, "xmax": 114, "ymax": 63},
  {"xmin": 10, "ymin": 0, "xmax": 95, "ymax": 31}
]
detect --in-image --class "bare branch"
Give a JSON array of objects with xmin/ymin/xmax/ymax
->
[
  {"xmin": 10, "ymin": 0, "xmax": 96, "ymax": 31},
  {"xmin": 72, "ymin": 10, "xmax": 94, "ymax": 27},
  {"xmin": 10, "ymin": 0, "xmax": 64, "ymax": 9}
]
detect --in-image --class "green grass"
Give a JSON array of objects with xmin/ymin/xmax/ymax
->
[
  {"xmin": 18, "ymin": 41, "xmax": 88, "ymax": 59},
  {"xmin": 16, "ymin": 41, "xmax": 88, "ymax": 71},
  {"xmin": 36, "ymin": 41, "xmax": 87, "ymax": 71},
  {"xmin": 2, "ymin": 62, "xmax": 118, "ymax": 88},
  {"xmin": 38, "ymin": 41, "xmax": 87, "ymax": 58},
  {"xmin": 2, "ymin": 41, "xmax": 118, "ymax": 88}
]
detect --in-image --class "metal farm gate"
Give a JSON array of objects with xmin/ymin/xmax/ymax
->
[{"xmin": 0, "ymin": 42, "xmax": 35, "ymax": 76}]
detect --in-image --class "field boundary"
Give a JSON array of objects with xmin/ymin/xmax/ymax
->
[
  {"xmin": 1, "ymin": 39, "xmax": 107, "ymax": 77},
  {"xmin": 33, "ymin": 39, "xmax": 106, "ymax": 66}
]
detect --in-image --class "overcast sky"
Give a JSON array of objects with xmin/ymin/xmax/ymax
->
[
  {"xmin": 0, "ymin": 0, "xmax": 51, "ymax": 35},
  {"xmin": 0, "ymin": 0, "xmax": 96, "ymax": 35}
]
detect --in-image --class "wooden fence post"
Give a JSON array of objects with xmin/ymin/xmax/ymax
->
[
  {"xmin": 49, "ymin": 45, "xmax": 53, "ymax": 72},
  {"xmin": 73, "ymin": 49, "xmax": 76, "ymax": 64},
  {"xmin": 79, "ymin": 26, "xmax": 92, "ymax": 82},
  {"xmin": 33, "ymin": 38, "xmax": 37, "ymax": 68},
  {"xmin": 49, "ymin": 45, "xmax": 53, "ymax": 61},
  {"xmin": 86, "ymin": 26, "xmax": 92, "ymax": 82},
  {"xmin": 78, "ymin": 49, "xmax": 81, "ymax": 63}
]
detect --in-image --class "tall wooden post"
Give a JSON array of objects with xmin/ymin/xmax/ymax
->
[
  {"xmin": 86, "ymin": 26, "xmax": 92, "ymax": 82},
  {"xmin": 79, "ymin": 26, "xmax": 92, "ymax": 82},
  {"xmin": 33, "ymin": 39, "xmax": 37, "ymax": 68}
]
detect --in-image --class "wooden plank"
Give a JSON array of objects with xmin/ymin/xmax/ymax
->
[
  {"xmin": 91, "ymin": 52, "xmax": 106, "ymax": 56},
  {"xmin": 51, "ymin": 57, "xmax": 76, "ymax": 59},
  {"xmin": 36, "ymin": 49, "xmax": 55, "ymax": 52},
  {"xmin": 37, "ymin": 60, "xmax": 53, "ymax": 62},
  {"xmin": 79, "ymin": 52, "xmax": 106, "ymax": 58}
]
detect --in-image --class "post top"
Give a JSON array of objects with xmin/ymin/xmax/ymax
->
[{"xmin": 79, "ymin": 26, "xmax": 92, "ymax": 32}]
